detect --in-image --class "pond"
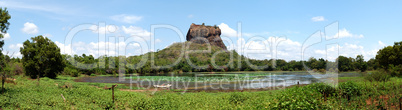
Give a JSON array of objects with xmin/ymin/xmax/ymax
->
[{"xmin": 75, "ymin": 71, "xmax": 361, "ymax": 91}]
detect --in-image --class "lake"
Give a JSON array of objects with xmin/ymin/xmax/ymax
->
[{"xmin": 75, "ymin": 71, "xmax": 361, "ymax": 91}]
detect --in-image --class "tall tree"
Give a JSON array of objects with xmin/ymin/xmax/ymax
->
[
  {"xmin": 376, "ymin": 42, "xmax": 402, "ymax": 69},
  {"xmin": 0, "ymin": 7, "xmax": 11, "ymax": 92},
  {"xmin": 20, "ymin": 35, "xmax": 65, "ymax": 82},
  {"xmin": 376, "ymin": 41, "xmax": 402, "ymax": 76},
  {"xmin": 367, "ymin": 58, "xmax": 378, "ymax": 70},
  {"xmin": 355, "ymin": 55, "xmax": 367, "ymax": 72},
  {"xmin": 337, "ymin": 56, "xmax": 353, "ymax": 72}
]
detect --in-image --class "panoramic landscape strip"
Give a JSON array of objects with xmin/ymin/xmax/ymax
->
[{"xmin": 1, "ymin": 1, "xmax": 402, "ymax": 109}]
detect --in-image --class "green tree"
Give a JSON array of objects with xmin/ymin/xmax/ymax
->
[
  {"xmin": 376, "ymin": 41, "xmax": 402, "ymax": 76},
  {"xmin": 0, "ymin": 7, "xmax": 11, "ymax": 92},
  {"xmin": 20, "ymin": 35, "xmax": 65, "ymax": 81},
  {"xmin": 337, "ymin": 56, "xmax": 353, "ymax": 72},
  {"xmin": 355, "ymin": 55, "xmax": 367, "ymax": 72},
  {"xmin": 367, "ymin": 58, "xmax": 378, "ymax": 70},
  {"xmin": 376, "ymin": 42, "xmax": 402, "ymax": 69}
]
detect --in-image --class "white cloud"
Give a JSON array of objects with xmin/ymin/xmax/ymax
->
[
  {"xmin": 233, "ymin": 35, "xmax": 380, "ymax": 61},
  {"xmin": 89, "ymin": 25, "xmax": 118, "ymax": 34},
  {"xmin": 218, "ymin": 23, "xmax": 237, "ymax": 37},
  {"xmin": 325, "ymin": 28, "xmax": 364, "ymax": 39},
  {"xmin": 314, "ymin": 41, "xmax": 387, "ymax": 61},
  {"xmin": 22, "ymin": 22, "xmax": 39, "ymax": 34},
  {"xmin": 311, "ymin": 16, "xmax": 325, "ymax": 22},
  {"xmin": 378, "ymin": 41, "xmax": 386, "ymax": 47},
  {"xmin": 55, "ymin": 41, "xmax": 75, "ymax": 55},
  {"xmin": 336, "ymin": 28, "xmax": 364, "ymax": 38},
  {"xmin": 314, "ymin": 50, "xmax": 326, "ymax": 55},
  {"xmin": 111, "ymin": 14, "xmax": 143, "ymax": 24},
  {"xmin": 233, "ymin": 37, "xmax": 302, "ymax": 61},
  {"xmin": 8, "ymin": 43, "xmax": 23, "ymax": 50},
  {"xmin": 55, "ymin": 41, "xmax": 148, "ymax": 57},
  {"xmin": 0, "ymin": 33, "xmax": 10, "ymax": 40},
  {"xmin": 4, "ymin": 43, "xmax": 23, "ymax": 58},
  {"xmin": 122, "ymin": 26, "xmax": 152, "ymax": 40},
  {"xmin": 2, "ymin": 51, "xmax": 22, "ymax": 58}
]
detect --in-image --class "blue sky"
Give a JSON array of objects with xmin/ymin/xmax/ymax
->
[{"xmin": 1, "ymin": 0, "xmax": 401, "ymax": 61}]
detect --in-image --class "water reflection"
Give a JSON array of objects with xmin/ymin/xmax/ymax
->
[{"xmin": 75, "ymin": 72, "xmax": 360, "ymax": 90}]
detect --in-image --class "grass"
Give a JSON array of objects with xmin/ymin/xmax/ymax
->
[
  {"xmin": 0, "ymin": 75, "xmax": 401, "ymax": 109},
  {"xmin": 338, "ymin": 77, "xmax": 366, "ymax": 82}
]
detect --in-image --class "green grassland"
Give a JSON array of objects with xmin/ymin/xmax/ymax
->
[{"xmin": 1, "ymin": 75, "xmax": 401, "ymax": 109}]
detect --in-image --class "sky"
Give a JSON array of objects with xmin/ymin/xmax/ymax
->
[{"xmin": 1, "ymin": 0, "xmax": 401, "ymax": 61}]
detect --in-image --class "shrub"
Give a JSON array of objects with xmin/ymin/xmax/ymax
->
[
  {"xmin": 388, "ymin": 64, "xmax": 402, "ymax": 77},
  {"xmin": 338, "ymin": 81, "xmax": 362, "ymax": 100},
  {"xmin": 63, "ymin": 67, "xmax": 81, "ymax": 77},
  {"xmin": 288, "ymin": 68, "xmax": 294, "ymax": 71},
  {"xmin": 13, "ymin": 63, "xmax": 23, "ymax": 75},
  {"xmin": 268, "ymin": 87, "xmax": 331, "ymax": 109},
  {"xmin": 308, "ymin": 83, "xmax": 336, "ymax": 96},
  {"xmin": 318, "ymin": 69, "xmax": 326, "ymax": 73},
  {"xmin": 364, "ymin": 71, "xmax": 390, "ymax": 82},
  {"xmin": 312, "ymin": 69, "xmax": 318, "ymax": 72},
  {"xmin": 228, "ymin": 93, "xmax": 248, "ymax": 105}
]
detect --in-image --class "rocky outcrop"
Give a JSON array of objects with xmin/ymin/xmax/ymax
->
[{"xmin": 186, "ymin": 23, "xmax": 227, "ymax": 50}]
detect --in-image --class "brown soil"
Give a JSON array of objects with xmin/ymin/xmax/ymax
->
[{"xmin": 365, "ymin": 95, "xmax": 401, "ymax": 110}]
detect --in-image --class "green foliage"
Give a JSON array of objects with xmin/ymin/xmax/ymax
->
[
  {"xmin": 0, "ymin": 7, "xmax": 11, "ymax": 54},
  {"xmin": 364, "ymin": 71, "xmax": 391, "ymax": 82},
  {"xmin": 367, "ymin": 58, "xmax": 378, "ymax": 70},
  {"xmin": 0, "ymin": 7, "xmax": 11, "ymax": 92},
  {"xmin": 375, "ymin": 41, "xmax": 402, "ymax": 77},
  {"xmin": 267, "ymin": 87, "xmax": 330, "ymax": 109},
  {"xmin": 20, "ymin": 35, "xmax": 65, "ymax": 79},
  {"xmin": 388, "ymin": 64, "xmax": 402, "ymax": 77},
  {"xmin": 62, "ymin": 67, "xmax": 81, "ymax": 77},
  {"xmin": 337, "ymin": 56, "xmax": 354, "ymax": 72},
  {"xmin": 0, "ymin": 7, "xmax": 11, "ymax": 71},
  {"xmin": 0, "ymin": 8, "xmax": 11, "ymax": 34},
  {"xmin": 355, "ymin": 55, "xmax": 368, "ymax": 72},
  {"xmin": 338, "ymin": 81, "xmax": 362, "ymax": 99},
  {"xmin": 307, "ymin": 83, "xmax": 336, "ymax": 96},
  {"xmin": 3, "ymin": 61, "xmax": 23, "ymax": 76},
  {"xmin": 58, "ymin": 42, "xmax": 386, "ymax": 76},
  {"xmin": 53, "ymin": 42, "xmax": 378, "ymax": 76},
  {"xmin": 228, "ymin": 92, "xmax": 249, "ymax": 104},
  {"xmin": 376, "ymin": 41, "xmax": 402, "ymax": 69},
  {"xmin": 0, "ymin": 76, "xmax": 401, "ymax": 109}
]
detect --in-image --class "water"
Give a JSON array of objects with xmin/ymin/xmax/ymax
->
[{"xmin": 75, "ymin": 71, "xmax": 361, "ymax": 91}]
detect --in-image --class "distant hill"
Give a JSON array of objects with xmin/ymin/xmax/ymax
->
[{"xmin": 126, "ymin": 41, "xmax": 245, "ymax": 75}]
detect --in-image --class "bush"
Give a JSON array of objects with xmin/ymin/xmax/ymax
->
[
  {"xmin": 228, "ymin": 93, "xmax": 248, "ymax": 104},
  {"xmin": 388, "ymin": 64, "xmax": 402, "ymax": 77},
  {"xmin": 268, "ymin": 87, "xmax": 331, "ymax": 109},
  {"xmin": 318, "ymin": 69, "xmax": 326, "ymax": 73},
  {"xmin": 338, "ymin": 81, "xmax": 362, "ymax": 100},
  {"xmin": 13, "ymin": 63, "xmax": 23, "ymax": 75},
  {"xmin": 308, "ymin": 83, "xmax": 336, "ymax": 96},
  {"xmin": 288, "ymin": 68, "xmax": 294, "ymax": 71},
  {"xmin": 364, "ymin": 71, "xmax": 390, "ymax": 82},
  {"xmin": 63, "ymin": 67, "xmax": 81, "ymax": 77}
]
